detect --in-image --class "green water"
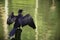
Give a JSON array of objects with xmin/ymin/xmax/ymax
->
[
  {"xmin": 0, "ymin": 0, "xmax": 60, "ymax": 40},
  {"xmin": 8, "ymin": 0, "xmax": 36, "ymax": 40}
]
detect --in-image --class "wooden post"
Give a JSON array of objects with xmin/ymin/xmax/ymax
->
[
  {"xmin": 15, "ymin": 28, "xmax": 22, "ymax": 40},
  {"xmin": 11, "ymin": 38, "xmax": 15, "ymax": 40},
  {"xmin": 11, "ymin": 28, "xmax": 22, "ymax": 40}
]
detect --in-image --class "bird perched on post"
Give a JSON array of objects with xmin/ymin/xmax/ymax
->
[{"xmin": 7, "ymin": 9, "xmax": 36, "ymax": 39}]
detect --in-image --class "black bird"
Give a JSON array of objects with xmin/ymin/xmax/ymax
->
[{"xmin": 7, "ymin": 9, "xmax": 36, "ymax": 37}]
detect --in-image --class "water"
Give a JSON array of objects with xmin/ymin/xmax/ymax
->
[{"xmin": 0, "ymin": 0, "xmax": 60, "ymax": 40}]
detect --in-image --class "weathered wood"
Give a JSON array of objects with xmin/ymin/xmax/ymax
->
[
  {"xmin": 15, "ymin": 28, "xmax": 22, "ymax": 40},
  {"xmin": 11, "ymin": 38, "xmax": 15, "ymax": 40},
  {"xmin": 11, "ymin": 28, "xmax": 22, "ymax": 40}
]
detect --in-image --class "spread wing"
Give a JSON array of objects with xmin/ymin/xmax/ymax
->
[{"xmin": 22, "ymin": 14, "xmax": 36, "ymax": 29}]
